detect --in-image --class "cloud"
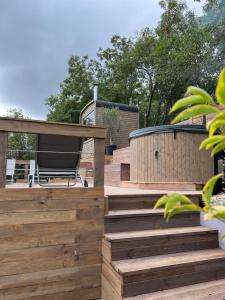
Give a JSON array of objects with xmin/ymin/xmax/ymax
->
[{"xmin": 0, "ymin": 0, "xmax": 203, "ymax": 119}]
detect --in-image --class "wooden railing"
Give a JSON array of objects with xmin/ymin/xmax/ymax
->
[{"xmin": 0, "ymin": 117, "xmax": 106, "ymax": 188}]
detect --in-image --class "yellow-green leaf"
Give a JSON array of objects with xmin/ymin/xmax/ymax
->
[
  {"xmin": 164, "ymin": 193, "xmax": 192, "ymax": 218},
  {"xmin": 202, "ymin": 174, "xmax": 223, "ymax": 208},
  {"xmin": 172, "ymin": 105, "xmax": 219, "ymax": 124},
  {"xmin": 187, "ymin": 86, "xmax": 214, "ymax": 103},
  {"xmin": 166, "ymin": 204, "xmax": 202, "ymax": 222},
  {"xmin": 211, "ymin": 141, "xmax": 225, "ymax": 156},
  {"xmin": 204, "ymin": 209, "xmax": 225, "ymax": 221},
  {"xmin": 170, "ymin": 95, "xmax": 209, "ymax": 114},
  {"xmin": 199, "ymin": 135, "xmax": 225, "ymax": 150},
  {"xmin": 216, "ymin": 68, "xmax": 225, "ymax": 107},
  {"xmin": 154, "ymin": 195, "xmax": 168, "ymax": 209},
  {"xmin": 209, "ymin": 119, "xmax": 225, "ymax": 137}
]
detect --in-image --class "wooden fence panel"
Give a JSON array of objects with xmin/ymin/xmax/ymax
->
[{"xmin": 0, "ymin": 187, "xmax": 104, "ymax": 300}]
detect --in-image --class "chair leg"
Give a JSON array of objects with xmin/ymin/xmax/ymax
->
[{"xmin": 78, "ymin": 174, "xmax": 84, "ymax": 187}]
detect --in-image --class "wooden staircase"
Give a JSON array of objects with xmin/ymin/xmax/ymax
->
[{"xmin": 102, "ymin": 193, "xmax": 225, "ymax": 299}]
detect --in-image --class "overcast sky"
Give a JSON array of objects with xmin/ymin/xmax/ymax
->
[{"xmin": 0, "ymin": 0, "xmax": 203, "ymax": 119}]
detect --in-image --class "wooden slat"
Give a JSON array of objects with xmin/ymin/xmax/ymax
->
[
  {"xmin": 0, "ymin": 117, "xmax": 106, "ymax": 139},
  {"xmin": 0, "ymin": 132, "xmax": 7, "ymax": 188},
  {"xmin": 0, "ymin": 187, "xmax": 104, "ymax": 299},
  {"xmin": 125, "ymin": 278, "xmax": 225, "ymax": 300},
  {"xmin": 130, "ymin": 131, "xmax": 213, "ymax": 183},
  {"xmin": 0, "ymin": 221, "xmax": 102, "ymax": 252},
  {"xmin": 94, "ymin": 138, "xmax": 105, "ymax": 187},
  {"xmin": 103, "ymin": 227, "xmax": 218, "ymax": 261},
  {"xmin": 0, "ymin": 187, "xmax": 104, "ymax": 201}
]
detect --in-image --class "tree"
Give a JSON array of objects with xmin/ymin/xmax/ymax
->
[
  {"xmin": 155, "ymin": 68, "xmax": 225, "ymax": 226},
  {"xmin": 46, "ymin": 56, "xmax": 94, "ymax": 123},
  {"xmin": 6, "ymin": 109, "xmax": 36, "ymax": 160},
  {"xmin": 46, "ymin": 0, "xmax": 217, "ymax": 127}
]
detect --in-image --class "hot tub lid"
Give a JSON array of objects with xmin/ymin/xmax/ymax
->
[{"xmin": 129, "ymin": 124, "xmax": 208, "ymax": 140}]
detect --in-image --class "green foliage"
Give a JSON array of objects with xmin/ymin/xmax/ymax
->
[
  {"xmin": 154, "ymin": 68, "xmax": 225, "ymax": 225},
  {"xmin": 6, "ymin": 109, "xmax": 36, "ymax": 160},
  {"xmin": 102, "ymin": 108, "xmax": 120, "ymax": 145},
  {"xmin": 46, "ymin": 0, "xmax": 217, "ymax": 127}
]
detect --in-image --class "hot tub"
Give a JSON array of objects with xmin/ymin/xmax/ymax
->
[{"xmin": 129, "ymin": 125, "xmax": 214, "ymax": 183}]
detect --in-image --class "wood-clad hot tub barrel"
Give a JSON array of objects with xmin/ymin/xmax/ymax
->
[{"xmin": 129, "ymin": 125, "xmax": 214, "ymax": 183}]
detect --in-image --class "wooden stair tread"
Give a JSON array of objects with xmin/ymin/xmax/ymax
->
[
  {"xmin": 106, "ymin": 191, "xmax": 202, "ymax": 196},
  {"xmin": 113, "ymin": 249, "xmax": 225, "ymax": 275},
  {"xmin": 106, "ymin": 209, "xmax": 199, "ymax": 217},
  {"xmin": 104, "ymin": 226, "xmax": 217, "ymax": 242},
  {"xmin": 125, "ymin": 278, "xmax": 225, "ymax": 299}
]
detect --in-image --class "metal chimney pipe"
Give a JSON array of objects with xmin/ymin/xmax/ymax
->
[{"xmin": 93, "ymin": 83, "xmax": 98, "ymax": 101}]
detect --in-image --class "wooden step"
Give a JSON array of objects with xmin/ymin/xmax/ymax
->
[
  {"xmin": 102, "ymin": 249, "xmax": 225, "ymax": 298},
  {"xmin": 106, "ymin": 192, "xmax": 201, "ymax": 212},
  {"xmin": 104, "ymin": 209, "xmax": 200, "ymax": 233},
  {"xmin": 125, "ymin": 278, "xmax": 225, "ymax": 299},
  {"xmin": 103, "ymin": 227, "xmax": 218, "ymax": 261},
  {"xmin": 120, "ymin": 181, "xmax": 203, "ymax": 191}
]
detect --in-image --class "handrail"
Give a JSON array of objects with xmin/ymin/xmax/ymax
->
[{"xmin": 0, "ymin": 117, "xmax": 106, "ymax": 139}]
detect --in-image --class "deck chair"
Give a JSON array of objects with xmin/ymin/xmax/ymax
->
[
  {"xmin": 28, "ymin": 160, "xmax": 36, "ymax": 187},
  {"xmin": 36, "ymin": 134, "xmax": 85, "ymax": 187},
  {"xmin": 6, "ymin": 159, "xmax": 16, "ymax": 184}
]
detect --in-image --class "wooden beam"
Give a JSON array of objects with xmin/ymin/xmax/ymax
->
[
  {"xmin": 0, "ymin": 117, "xmax": 106, "ymax": 139},
  {"xmin": 0, "ymin": 132, "xmax": 7, "ymax": 188},
  {"xmin": 94, "ymin": 138, "xmax": 105, "ymax": 187}
]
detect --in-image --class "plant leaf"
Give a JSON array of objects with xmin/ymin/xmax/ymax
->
[
  {"xmin": 166, "ymin": 204, "xmax": 202, "ymax": 222},
  {"xmin": 172, "ymin": 105, "xmax": 219, "ymax": 124},
  {"xmin": 211, "ymin": 141, "xmax": 225, "ymax": 156},
  {"xmin": 154, "ymin": 195, "xmax": 168, "ymax": 209},
  {"xmin": 187, "ymin": 86, "xmax": 214, "ymax": 103},
  {"xmin": 206, "ymin": 111, "xmax": 225, "ymax": 130},
  {"xmin": 209, "ymin": 120, "xmax": 225, "ymax": 137},
  {"xmin": 164, "ymin": 193, "xmax": 192, "ymax": 218},
  {"xmin": 204, "ymin": 208, "xmax": 225, "ymax": 221},
  {"xmin": 202, "ymin": 174, "xmax": 223, "ymax": 208},
  {"xmin": 199, "ymin": 135, "xmax": 225, "ymax": 150},
  {"xmin": 216, "ymin": 68, "xmax": 225, "ymax": 107},
  {"xmin": 170, "ymin": 95, "xmax": 209, "ymax": 114}
]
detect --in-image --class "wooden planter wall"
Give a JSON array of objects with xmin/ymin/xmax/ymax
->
[
  {"xmin": 0, "ymin": 117, "xmax": 106, "ymax": 300},
  {"xmin": 130, "ymin": 132, "xmax": 214, "ymax": 183}
]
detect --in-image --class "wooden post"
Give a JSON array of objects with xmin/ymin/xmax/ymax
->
[
  {"xmin": 0, "ymin": 132, "xmax": 7, "ymax": 188},
  {"xmin": 94, "ymin": 138, "xmax": 105, "ymax": 187}
]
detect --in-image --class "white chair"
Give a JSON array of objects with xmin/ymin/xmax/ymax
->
[
  {"xmin": 28, "ymin": 160, "xmax": 36, "ymax": 187},
  {"xmin": 6, "ymin": 159, "xmax": 16, "ymax": 184}
]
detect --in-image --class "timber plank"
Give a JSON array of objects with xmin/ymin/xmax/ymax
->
[
  {"xmin": 105, "ymin": 210, "xmax": 200, "ymax": 233},
  {"xmin": 0, "ymin": 187, "xmax": 104, "ymax": 201},
  {"xmin": 125, "ymin": 278, "xmax": 225, "ymax": 300},
  {"xmin": 0, "ymin": 198, "xmax": 104, "ymax": 213},
  {"xmin": 105, "ymin": 249, "xmax": 225, "ymax": 297},
  {"xmin": 0, "ymin": 210, "xmax": 77, "ymax": 226},
  {"xmin": 107, "ymin": 194, "xmax": 200, "ymax": 211},
  {"xmin": 0, "ymin": 242, "xmax": 101, "ymax": 276},
  {"xmin": 0, "ymin": 264, "xmax": 100, "ymax": 290},
  {"xmin": 114, "ymin": 249, "xmax": 225, "ymax": 276},
  {"xmin": 103, "ymin": 227, "xmax": 218, "ymax": 261},
  {"xmin": 0, "ymin": 117, "xmax": 106, "ymax": 138},
  {"xmin": 0, "ymin": 279, "xmax": 100, "ymax": 300}
]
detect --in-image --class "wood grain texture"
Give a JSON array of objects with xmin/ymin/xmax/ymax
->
[
  {"xmin": 0, "ymin": 117, "xmax": 106, "ymax": 138},
  {"xmin": 0, "ymin": 187, "xmax": 104, "ymax": 299},
  {"xmin": 130, "ymin": 132, "xmax": 214, "ymax": 183},
  {"xmin": 0, "ymin": 132, "xmax": 7, "ymax": 188},
  {"xmin": 94, "ymin": 138, "xmax": 105, "ymax": 187}
]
